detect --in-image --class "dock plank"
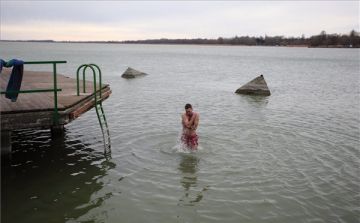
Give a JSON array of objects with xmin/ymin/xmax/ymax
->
[
  {"xmin": 1, "ymin": 68, "xmax": 112, "ymax": 131},
  {"xmin": 1, "ymin": 68, "xmax": 109, "ymax": 113},
  {"xmin": 1, "ymin": 70, "xmax": 59, "ymax": 113}
]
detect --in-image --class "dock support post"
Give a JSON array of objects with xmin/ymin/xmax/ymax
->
[
  {"xmin": 1, "ymin": 131, "xmax": 12, "ymax": 155},
  {"xmin": 51, "ymin": 125, "xmax": 64, "ymax": 135}
]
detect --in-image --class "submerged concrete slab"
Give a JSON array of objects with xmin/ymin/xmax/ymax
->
[
  {"xmin": 235, "ymin": 75, "xmax": 271, "ymax": 96},
  {"xmin": 121, "ymin": 67, "xmax": 148, "ymax": 78}
]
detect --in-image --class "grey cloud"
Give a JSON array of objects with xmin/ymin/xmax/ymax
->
[{"xmin": 1, "ymin": 1, "xmax": 358, "ymax": 41}]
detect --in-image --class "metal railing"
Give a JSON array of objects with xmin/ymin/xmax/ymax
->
[
  {"xmin": 0, "ymin": 60, "xmax": 67, "ymax": 126},
  {"xmin": 76, "ymin": 64, "xmax": 111, "ymax": 152},
  {"xmin": 76, "ymin": 63, "xmax": 102, "ymax": 103}
]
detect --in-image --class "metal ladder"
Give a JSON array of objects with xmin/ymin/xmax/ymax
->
[
  {"xmin": 95, "ymin": 97, "xmax": 111, "ymax": 151},
  {"xmin": 76, "ymin": 63, "xmax": 111, "ymax": 152}
]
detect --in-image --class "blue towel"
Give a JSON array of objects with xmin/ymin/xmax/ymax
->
[
  {"xmin": 0, "ymin": 59, "xmax": 5, "ymax": 73},
  {"xmin": 0, "ymin": 59, "xmax": 25, "ymax": 102}
]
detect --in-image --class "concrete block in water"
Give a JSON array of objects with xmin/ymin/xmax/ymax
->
[
  {"xmin": 121, "ymin": 67, "xmax": 148, "ymax": 78},
  {"xmin": 235, "ymin": 75, "xmax": 271, "ymax": 96}
]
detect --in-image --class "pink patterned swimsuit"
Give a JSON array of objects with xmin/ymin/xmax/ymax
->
[
  {"xmin": 181, "ymin": 113, "xmax": 198, "ymax": 146},
  {"xmin": 180, "ymin": 134, "xmax": 198, "ymax": 147}
]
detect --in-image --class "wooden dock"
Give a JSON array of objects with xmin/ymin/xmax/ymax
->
[{"xmin": 0, "ymin": 68, "xmax": 112, "ymax": 131}]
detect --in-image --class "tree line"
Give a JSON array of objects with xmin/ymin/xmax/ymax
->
[
  {"xmin": 123, "ymin": 30, "xmax": 359, "ymax": 47},
  {"xmin": 2, "ymin": 30, "xmax": 359, "ymax": 47}
]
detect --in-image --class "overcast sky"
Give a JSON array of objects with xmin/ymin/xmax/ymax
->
[{"xmin": 1, "ymin": 1, "xmax": 359, "ymax": 41}]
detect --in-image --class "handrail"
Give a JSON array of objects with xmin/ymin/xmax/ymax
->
[
  {"xmin": 0, "ymin": 60, "xmax": 67, "ymax": 126},
  {"xmin": 24, "ymin": 61, "xmax": 66, "ymax": 65},
  {"xmin": 76, "ymin": 63, "xmax": 102, "ymax": 101},
  {"xmin": 89, "ymin": 63, "xmax": 102, "ymax": 100},
  {"xmin": 76, "ymin": 64, "xmax": 110, "ymax": 152}
]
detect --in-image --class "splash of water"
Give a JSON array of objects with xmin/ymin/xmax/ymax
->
[{"xmin": 172, "ymin": 131, "xmax": 203, "ymax": 153}]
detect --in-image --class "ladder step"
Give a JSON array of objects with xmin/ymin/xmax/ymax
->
[{"xmin": 103, "ymin": 133, "xmax": 110, "ymax": 139}]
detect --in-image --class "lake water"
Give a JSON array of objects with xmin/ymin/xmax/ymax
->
[{"xmin": 1, "ymin": 42, "xmax": 359, "ymax": 223}]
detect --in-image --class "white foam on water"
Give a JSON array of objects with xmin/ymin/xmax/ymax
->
[{"xmin": 172, "ymin": 133, "xmax": 203, "ymax": 154}]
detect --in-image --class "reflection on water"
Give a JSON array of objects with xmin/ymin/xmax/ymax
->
[
  {"xmin": 1, "ymin": 43, "xmax": 359, "ymax": 223},
  {"xmin": 1, "ymin": 128, "xmax": 115, "ymax": 223},
  {"xmin": 178, "ymin": 154, "xmax": 208, "ymax": 206},
  {"xmin": 238, "ymin": 94, "xmax": 269, "ymax": 107}
]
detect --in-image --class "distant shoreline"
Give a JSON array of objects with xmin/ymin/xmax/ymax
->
[
  {"xmin": 1, "ymin": 40, "xmax": 359, "ymax": 48},
  {"xmin": 1, "ymin": 29, "xmax": 359, "ymax": 48}
]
